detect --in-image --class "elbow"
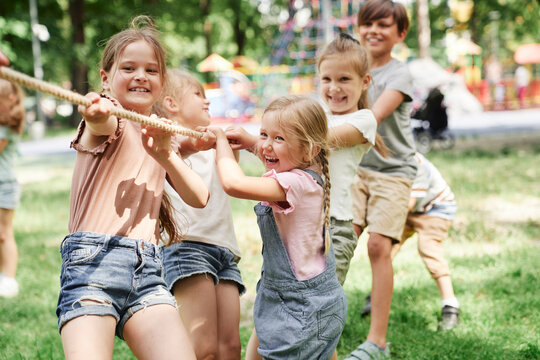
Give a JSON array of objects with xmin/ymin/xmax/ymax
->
[
  {"xmin": 220, "ymin": 178, "xmax": 244, "ymax": 198},
  {"xmin": 191, "ymin": 190, "xmax": 210, "ymax": 209}
]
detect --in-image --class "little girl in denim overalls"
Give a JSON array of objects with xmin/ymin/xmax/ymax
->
[{"xmin": 209, "ymin": 95, "xmax": 347, "ymax": 359}]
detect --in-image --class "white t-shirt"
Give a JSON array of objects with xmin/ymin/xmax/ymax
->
[
  {"xmin": 327, "ymin": 109, "xmax": 377, "ymax": 220},
  {"xmin": 164, "ymin": 149, "xmax": 240, "ymax": 257}
]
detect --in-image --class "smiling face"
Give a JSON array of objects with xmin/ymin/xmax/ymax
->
[
  {"xmin": 176, "ymin": 85, "xmax": 211, "ymax": 129},
  {"xmin": 357, "ymin": 15, "xmax": 406, "ymax": 66},
  {"xmin": 101, "ymin": 40, "xmax": 163, "ymax": 116},
  {"xmin": 257, "ymin": 110, "xmax": 306, "ymax": 173},
  {"xmin": 319, "ymin": 55, "xmax": 370, "ymax": 115}
]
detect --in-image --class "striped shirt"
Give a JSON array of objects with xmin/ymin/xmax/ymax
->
[{"xmin": 411, "ymin": 153, "xmax": 457, "ymax": 220}]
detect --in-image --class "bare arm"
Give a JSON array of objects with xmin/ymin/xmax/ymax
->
[
  {"xmin": 141, "ymin": 123, "xmax": 209, "ymax": 208},
  {"xmin": 210, "ymin": 127, "xmax": 286, "ymax": 202},
  {"xmin": 408, "ymin": 197, "xmax": 417, "ymax": 211},
  {"xmin": 328, "ymin": 123, "xmax": 369, "ymax": 149},
  {"xmin": 371, "ymin": 89, "xmax": 405, "ymax": 126},
  {"xmin": 77, "ymin": 93, "xmax": 118, "ymax": 149}
]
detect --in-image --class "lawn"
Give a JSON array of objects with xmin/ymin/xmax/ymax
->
[{"xmin": 1, "ymin": 142, "xmax": 539, "ymax": 359}]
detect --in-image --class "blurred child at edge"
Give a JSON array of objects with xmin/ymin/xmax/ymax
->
[{"xmin": 0, "ymin": 79, "xmax": 25, "ymax": 298}]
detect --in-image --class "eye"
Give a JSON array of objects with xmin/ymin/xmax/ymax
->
[
  {"xmin": 122, "ymin": 66, "xmax": 134, "ymax": 71},
  {"xmin": 275, "ymin": 136, "xmax": 285, "ymax": 141},
  {"xmin": 147, "ymin": 68, "xmax": 159, "ymax": 74},
  {"xmin": 340, "ymin": 76, "xmax": 350, "ymax": 81},
  {"xmin": 259, "ymin": 132, "xmax": 268, "ymax": 139},
  {"xmin": 321, "ymin": 76, "xmax": 330, "ymax": 82}
]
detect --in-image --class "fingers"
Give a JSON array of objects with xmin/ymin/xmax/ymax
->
[{"xmin": 78, "ymin": 93, "xmax": 112, "ymax": 121}]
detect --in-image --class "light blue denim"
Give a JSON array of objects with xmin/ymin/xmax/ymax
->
[
  {"xmin": 161, "ymin": 241, "xmax": 246, "ymax": 295},
  {"xmin": 0, "ymin": 180, "xmax": 21, "ymax": 209},
  {"xmin": 253, "ymin": 170, "xmax": 347, "ymax": 359},
  {"xmin": 56, "ymin": 232, "xmax": 177, "ymax": 339}
]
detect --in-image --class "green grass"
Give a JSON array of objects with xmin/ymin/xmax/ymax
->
[{"xmin": 1, "ymin": 145, "xmax": 539, "ymax": 359}]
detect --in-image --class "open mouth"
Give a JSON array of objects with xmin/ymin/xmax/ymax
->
[
  {"xmin": 264, "ymin": 156, "xmax": 279, "ymax": 164},
  {"xmin": 328, "ymin": 95, "xmax": 346, "ymax": 103},
  {"xmin": 130, "ymin": 88, "xmax": 150, "ymax": 93}
]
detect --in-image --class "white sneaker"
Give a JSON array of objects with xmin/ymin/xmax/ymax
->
[{"xmin": 0, "ymin": 275, "xmax": 19, "ymax": 298}]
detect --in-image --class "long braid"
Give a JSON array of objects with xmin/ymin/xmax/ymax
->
[{"xmin": 319, "ymin": 148, "xmax": 332, "ymax": 255}]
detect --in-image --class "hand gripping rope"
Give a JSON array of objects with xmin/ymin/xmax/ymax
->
[{"xmin": 0, "ymin": 66, "xmax": 203, "ymax": 139}]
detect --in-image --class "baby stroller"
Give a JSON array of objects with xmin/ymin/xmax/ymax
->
[{"xmin": 411, "ymin": 87, "xmax": 455, "ymax": 153}]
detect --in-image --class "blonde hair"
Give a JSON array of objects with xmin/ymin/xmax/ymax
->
[
  {"xmin": 153, "ymin": 69, "xmax": 205, "ymax": 119},
  {"xmin": 0, "ymin": 79, "xmax": 25, "ymax": 134},
  {"xmin": 264, "ymin": 95, "xmax": 332, "ymax": 254},
  {"xmin": 100, "ymin": 15, "xmax": 167, "ymax": 91},
  {"xmin": 317, "ymin": 33, "xmax": 390, "ymax": 157}
]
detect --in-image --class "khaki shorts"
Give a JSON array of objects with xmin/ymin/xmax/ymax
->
[
  {"xmin": 351, "ymin": 168, "xmax": 413, "ymax": 242},
  {"xmin": 397, "ymin": 213, "xmax": 452, "ymax": 279}
]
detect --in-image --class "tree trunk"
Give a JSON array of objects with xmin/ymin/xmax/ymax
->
[
  {"xmin": 68, "ymin": 0, "xmax": 88, "ymax": 127},
  {"xmin": 232, "ymin": 1, "xmax": 245, "ymax": 55},
  {"xmin": 417, "ymin": 0, "xmax": 431, "ymax": 58},
  {"xmin": 201, "ymin": 0, "xmax": 212, "ymax": 82}
]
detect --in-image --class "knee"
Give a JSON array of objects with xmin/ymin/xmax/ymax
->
[
  {"xmin": 219, "ymin": 336, "xmax": 242, "ymax": 360},
  {"xmin": 367, "ymin": 234, "xmax": 392, "ymax": 260},
  {"xmin": 196, "ymin": 341, "xmax": 218, "ymax": 360}
]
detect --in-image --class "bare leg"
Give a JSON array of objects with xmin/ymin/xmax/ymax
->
[
  {"xmin": 245, "ymin": 329, "xmax": 262, "ymax": 360},
  {"xmin": 216, "ymin": 280, "xmax": 241, "ymax": 360},
  {"xmin": 436, "ymin": 275, "xmax": 455, "ymax": 301},
  {"xmin": 366, "ymin": 232, "xmax": 393, "ymax": 349},
  {"xmin": 173, "ymin": 274, "xmax": 218, "ymax": 359},
  {"xmin": 123, "ymin": 304, "xmax": 196, "ymax": 360},
  {"xmin": 61, "ymin": 315, "xmax": 116, "ymax": 360},
  {"xmin": 0, "ymin": 208, "xmax": 17, "ymax": 277}
]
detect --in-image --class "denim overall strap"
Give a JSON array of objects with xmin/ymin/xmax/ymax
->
[{"xmin": 254, "ymin": 169, "xmax": 337, "ymax": 287}]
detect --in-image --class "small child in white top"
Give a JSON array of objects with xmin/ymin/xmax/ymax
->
[
  {"xmin": 317, "ymin": 33, "xmax": 388, "ymax": 285},
  {"xmin": 153, "ymin": 69, "xmax": 245, "ymax": 359}
]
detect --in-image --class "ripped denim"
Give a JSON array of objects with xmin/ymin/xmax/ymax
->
[{"xmin": 56, "ymin": 232, "xmax": 177, "ymax": 339}]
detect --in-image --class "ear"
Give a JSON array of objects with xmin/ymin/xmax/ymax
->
[
  {"xmin": 397, "ymin": 29, "xmax": 407, "ymax": 43},
  {"xmin": 362, "ymin": 73, "xmax": 371, "ymax": 91},
  {"xmin": 163, "ymin": 96, "xmax": 179, "ymax": 114},
  {"xmin": 100, "ymin": 69, "xmax": 110, "ymax": 91},
  {"xmin": 303, "ymin": 144, "xmax": 321, "ymax": 163}
]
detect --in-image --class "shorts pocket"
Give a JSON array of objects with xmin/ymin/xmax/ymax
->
[
  {"xmin": 317, "ymin": 297, "xmax": 345, "ymax": 341},
  {"xmin": 64, "ymin": 242, "xmax": 103, "ymax": 266}
]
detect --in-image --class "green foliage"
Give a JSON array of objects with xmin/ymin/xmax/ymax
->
[{"xmin": 1, "ymin": 0, "xmax": 284, "ymax": 92}]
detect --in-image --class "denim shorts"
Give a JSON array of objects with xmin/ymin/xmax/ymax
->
[
  {"xmin": 161, "ymin": 241, "xmax": 246, "ymax": 295},
  {"xmin": 0, "ymin": 180, "xmax": 21, "ymax": 209},
  {"xmin": 56, "ymin": 232, "xmax": 177, "ymax": 339}
]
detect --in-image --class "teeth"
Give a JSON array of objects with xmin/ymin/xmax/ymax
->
[{"xmin": 131, "ymin": 88, "xmax": 149, "ymax": 92}]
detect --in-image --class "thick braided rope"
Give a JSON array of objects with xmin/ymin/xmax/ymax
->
[{"xmin": 0, "ymin": 66, "xmax": 203, "ymax": 138}]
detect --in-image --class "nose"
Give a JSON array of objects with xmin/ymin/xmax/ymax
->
[
  {"xmin": 329, "ymin": 81, "xmax": 340, "ymax": 92},
  {"xmin": 262, "ymin": 137, "xmax": 273, "ymax": 150},
  {"xmin": 134, "ymin": 68, "xmax": 147, "ymax": 81}
]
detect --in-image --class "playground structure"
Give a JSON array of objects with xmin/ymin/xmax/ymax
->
[{"xmin": 202, "ymin": 0, "xmax": 366, "ymax": 123}]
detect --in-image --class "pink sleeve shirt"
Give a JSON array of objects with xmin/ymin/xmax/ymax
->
[{"xmin": 262, "ymin": 168, "xmax": 326, "ymax": 280}]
